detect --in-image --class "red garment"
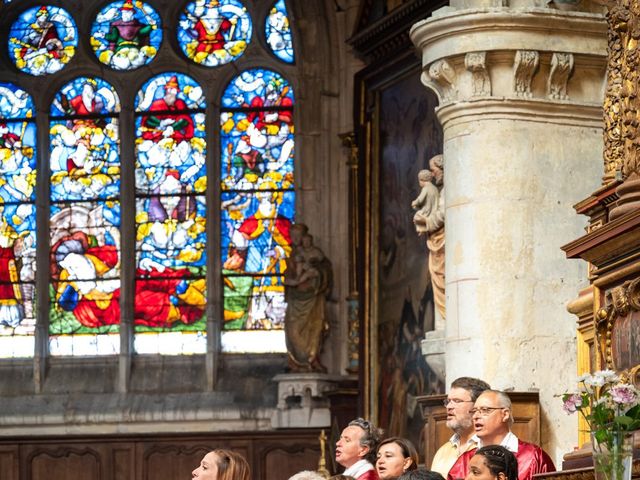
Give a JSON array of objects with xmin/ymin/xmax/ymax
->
[
  {"xmin": 141, "ymin": 98, "xmax": 194, "ymax": 142},
  {"xmin": 69, "ymin": 95, "xmax": 96, "ymax": 115},
  {"xmin": 193, "ymin": 17, "xmax": 231, "ymax": 54},
  {"xmin": 247, "ymin": 95, "xmax": 293, "ymax": 131},
  {"xmin": 447, "ymin": 440, "xmax": 556, "ymax": 480},
  {"xmin": 356, "ymin": 470, "xmax": 379, "ymax": 480},
  {"xmin": 0, "ymin": 246, "xmax": 20, "ymax": 305},
  {"xmin": 134, "ymin": 267, "xmax": 203, "ymax": 327}
]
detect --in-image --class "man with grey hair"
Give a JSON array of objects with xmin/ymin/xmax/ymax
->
[
  {"xmin": 431, "ymin": 377, "xmax": 490, "ymax": 477},
  {"xmin": 447, "ymin": 390, "xmax": 555, "ymax": 480},
  {"xmin": 335, "ymin": 418, "xmax": 383, "ymax": 480}
]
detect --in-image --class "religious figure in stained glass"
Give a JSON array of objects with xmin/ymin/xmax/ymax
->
[
  {"xmin": 90, "ymin": 0, "xmax": 161, "ymax": 71},
  {"xmin": 220, "ymin": 69, "xmax": 294, "ymax": 335},
  {"xmin": 177, "ymin": 0, "xmax": 252, "ymax": 67},
  {"xmin": 48, "ymin": 77, "xmax": 121, "ymax": 356},
  {"xmin": 8, "ymin": 5, "xmax": 77, "ymax": 76},
  {"xmin": 0, "ymin": 83, "xmax": 36, "ymax": 357},
  {"xmin": 134, "ymin": 73, "xmax": 207, "ymax": 353},
  {"xmin": 265, "ymin": 0, "xmax": 294, "ymax": 63}
]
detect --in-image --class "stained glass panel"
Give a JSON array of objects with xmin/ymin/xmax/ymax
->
[
  {"xmin": 134, "ymin": 73, "xmax": 207, "ymax": 353},
  {"xmin": 177, "ymin": 0, "xmax": 252, "ymax": 67},
  {"xmin": 220, "ymin": 69, "xmax": 293, "ymax": 347},
  {"xmin": 90, "ymin": 1, "xmax": 162, "ymax": 71},
  {"xmin": 265, "ymin": 0, "xmax": 294, "ymax": 63},
  {"xmin": 8, "ymin": 5, "xmax": 77, "ymax": 76},
  {"xmin": 0, "ymin": 83, "xmax": 36, "ymax": 358},
  {"xmin": 49, "ymin": 77, "xmax": 121, "ymax": 356}
]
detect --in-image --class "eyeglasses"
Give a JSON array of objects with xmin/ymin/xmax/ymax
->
[
  {"xmin": 469, "ymin": 407, "xmax": 506, "ymax": 416},
  {"xmin": 443, "ymin": 398, "xmax": 474, "ymax": 407}
]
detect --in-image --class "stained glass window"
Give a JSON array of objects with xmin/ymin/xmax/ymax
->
[
  {"xmin": 134, "ymin": 72, "xmax": 207, "ymax": 355},
  {"xmin": 0, "ymin": 83, "xmax": 36, "ymax": 358},
  {"xmin": 177, "ymin": 0, "xmax": 252, "ymax": 67},
  {"xmin": 90, "ymin": 1, "xmax": 162, "ymax": 71},
  {"xmin": 265, "ymin": 0, "xmax": 294, "ymax": 63},
  {"xmin": 49, "ymin": 77, "xmax": 121, "ymax": 356},
  {"xmin": 8, "ymin": 5, "xmax": 77, "ymax": 76},
  {"xmin": 220, "ymin": 69, "xmax": 294, "ymax": 353}
]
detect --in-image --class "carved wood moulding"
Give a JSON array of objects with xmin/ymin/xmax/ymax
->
[{"xmin": 597, "ymin": 277, "xmax": 640, "ymax": 383}]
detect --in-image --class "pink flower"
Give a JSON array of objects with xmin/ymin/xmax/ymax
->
[
  {"xmin": 609, "ymin": 385, "xmax": 638, "ymax": 406},
  {"xmin": 563, "ymin": 393, "xmax": 583, "ymax": 414}
]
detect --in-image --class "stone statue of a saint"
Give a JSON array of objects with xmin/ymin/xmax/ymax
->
[
  {"xmin": 284, "ymin": 224, "xmax": 332, "ymax": 373},
  {"xmin": 413, "ymin": 154, "xmax": 445, "ymax": 318}
]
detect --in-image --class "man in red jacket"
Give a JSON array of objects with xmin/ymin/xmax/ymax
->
[
  {"xmin": 447, "ymin": 390, "xmax": 555, "ymax": 480},
  {"xmin": 336, "ymin": 418, "xmax": 383, "ymax": 480}
]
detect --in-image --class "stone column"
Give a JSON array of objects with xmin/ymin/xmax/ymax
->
[{"xmin": 411, "ymin": 7, "xmax": 606, "ymax": 460}]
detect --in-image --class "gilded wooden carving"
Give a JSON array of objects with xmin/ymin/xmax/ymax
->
[{"xmin": 596, "ymin": 277, "xmax": 640, "ymax": 380}]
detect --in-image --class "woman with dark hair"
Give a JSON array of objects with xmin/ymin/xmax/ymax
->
[
  {"xmin": 375, "ymin": 437, "xmax": 419, "ymax": 479},
  {"xmin": 465, "ymin": 446, "xmax": 518, "ymax": 480},
  {"xmin": 191, "ymin": 449, "xmax": 251, "ymax": 480}
]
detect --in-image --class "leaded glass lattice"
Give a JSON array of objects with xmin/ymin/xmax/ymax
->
[
  {"xmin": 134, "ymin": 72, "xmax": 207, "ymax": 355},
  {"xmin": 265, "ymin": 0, "xmax": 293, "ymax": 63},
  {"xmin": 90, "ymin": 1, "xmax": 162, "ymax": 71},
  {"xmin": 177, "ymin": 0, "xmax": 252, "ymax": 67},
  {"xmin": 0, "ymin": 83, "xmax": 36, "ymax": 358},
  {"xmin": 220, "ymin": 68, "xmax": 294, "ymax": 352},
  {"xmin": 8, "ymin": 5, "xmax": 77, "ymax": 76},
  {"xmin": 49, "ymin": 77, "xmax": 121, "ymax": 356}
]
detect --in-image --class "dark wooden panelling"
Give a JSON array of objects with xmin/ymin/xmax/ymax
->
[
  {"xmin": 0, "ymin": 446, "xmax": 18, "ymax": 480},
  {"xmin": 2, "ymin": 430, "xmax": 323, "ymax": 480}
]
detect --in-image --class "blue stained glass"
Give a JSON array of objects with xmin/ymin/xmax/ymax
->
[
  {"xmin": 0, "ymin": 83, "xmax": 34, "ymax": 119},
  {"xmin": 220, "ymin": 110, "xmax": 294, "ymax": 190},
  {"xmin": 90, "ymin": 1, "xmax": 162, "ymax": 71},
  {"xmin": 221, "ymin": 189, "xmax": 294, "ymax": 275},
  {"xmin": 0, "ymin": 83, "xmax": 36, "ymax": 357},
  {"xmin": 221, "ymin": 68, "xmax": 294, "ymax": 108},
  {"xmin": 8, "ymin": 5, "xmax": 77, "ymax": 76},
  {"xmin": 134, "ymin": 73, "xmax": 207, "ymax": 337},
  {"xmin": 51, "ymin": 77, "xmax": 121, "ymax": 117},
  {"xmin": 49, "ymin": 200, "xmax": 121, "ymax": 337},
  {"xmin": 265, "ymin": 0, "xmax": 294, "ymax": 63},
  {"xmin": 50, "ymin": 77, "xmax": 120, "ymax": 204},
  {"xmin": 135, "ymin": 72, "xmax": 206, "ymax": 111},
  {"xmin": 177, "ymin": 0, "xmax": 252, "ymax": 67}
]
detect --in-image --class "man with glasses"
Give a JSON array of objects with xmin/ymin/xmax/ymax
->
[
  {"xmin": 447, "ymin": 390, "xmax": 555, "ymax": 480},
  {"xmin": 335, "ymin": 417, "xmax": 383, "ymax": 480},
  {"xmin": 431, "ymin": 377, "xmax": 490, "ymax": 477}
]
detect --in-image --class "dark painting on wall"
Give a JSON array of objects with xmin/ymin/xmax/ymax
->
[{"xmin": 375, "ymin": 69, "xmax": 444, "ymax": 453}]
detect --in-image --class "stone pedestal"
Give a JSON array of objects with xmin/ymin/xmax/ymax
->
[
  {"xmin": 411, "ymin": 6, "xmax": 606, "ymax": 461},
  {"xmin": 271, "ymin": 373, "xmax": 340, "ymax": 428},
  {"xmin": 422, "ymin": 329, "xmax": 445, "ymax": 385}
]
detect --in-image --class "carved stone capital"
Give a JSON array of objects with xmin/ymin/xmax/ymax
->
[
  {"xmin": 465, "ymin": 51, "xmax": 491, "ymax": 97},
  {"xmin": 426, "ymin": 58, "xmax": 458, "ymax": 103},
  {"xmin": 547, "ymin": 52, "xmax": 574, "ymax": 100},
  {"xmin": 513, "ymin": 50, "xmax": 540, "ymax": 98}
]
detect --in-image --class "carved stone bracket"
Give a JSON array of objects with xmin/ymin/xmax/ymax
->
[
  {"xmin": 596, "ymin": 277, "xmax": 640, "ymax": 383},
  {"xmin": 426, "ymin": 58, "xmax": 457, "ymax": 103},
  {"xmin": 547, "ymin": 52, "xmax": 574, "ymax": 100},
  {"xmin": 271, "ymin": 373, "xmax": 339, "ymax": 428},
  {"xmin": 513, "ymin": 50, "xmax": 539, "ymax": 98},
  {"xmin": 465, "ymin": 51, "xmax": 491, "ymax": 97}
]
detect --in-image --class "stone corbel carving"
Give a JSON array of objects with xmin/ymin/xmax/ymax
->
[
  {"xmin": 426, "ymin": 58, "xmax": 457, "ymax": 103},
  {"xmin": 465, "ymin": 51, "xmax": 491, "ymax": 97},
  {"xmin": 547, "ymin": 52, "xmax": 574, "ymax": 100},
  {"xmin": 596, "ymin": 277, "xmax": 640, "ymax": 383},
  {"xmin": 513, "ymin": 50, "xmax": 539, "ymax": 98}
]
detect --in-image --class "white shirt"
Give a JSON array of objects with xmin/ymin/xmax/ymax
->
[
  {"xmin": 473, "ymin": 431, "xmax": 519, "ymax": 453},
  {"xmin": 344, "ymin": 459, "xmax": 375, "ymax": 478}
]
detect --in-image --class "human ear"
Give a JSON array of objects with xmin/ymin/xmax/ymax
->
[{"xmin": 497, "ymin": 472, "xmax": 507, "ymax": 480}]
